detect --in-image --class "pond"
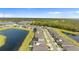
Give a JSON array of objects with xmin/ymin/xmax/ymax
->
[
  {"xmin": 0, "ymin": 29, "xmax": 29, "ymax": 51},
  {"xmin": 63, "ymin": 32, "xmax": 79, "ymax": 42}
]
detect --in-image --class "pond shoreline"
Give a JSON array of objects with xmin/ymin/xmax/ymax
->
[{"xmin": 0, "ymin": 27, "xmax": 34, "ymax": 51}]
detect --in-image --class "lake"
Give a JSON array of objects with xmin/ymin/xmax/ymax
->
[
  {"xmin": 63, "ymin": 32, "xmax": 79, "ymax": 42},
  {"xmin": 0, "ymin": 29, "xmax": 29, "ymax": 51}
]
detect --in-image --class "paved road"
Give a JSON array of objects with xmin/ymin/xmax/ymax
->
[
  {"xmin": 29, "ymin": 26, "xmax": 62, "ymax": 51},
  {"xmin": 27, "ymin": 25, "xmax": 79, "ymax": 51},
  {"xmin": 48, "ymin": 27, "xmax": 79, "ymax": 51},
  {"xmin": 32, "ymin": 26, "xmax": 49, "ymax": 51},
  {"xmin": 43, "ymin": 28, "xmax": 62, "ymax": 51}
]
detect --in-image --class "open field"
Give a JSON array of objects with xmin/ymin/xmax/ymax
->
[
  {"xmin": 53, "ymin": 28, "xmax": 79, "ymax": 47},
  {"xmin": 19, "ymin": 29, "xmax": 34, "ymax": 51},
  {"xmin": 0, "ymin": 35, "xmax": 6, "ymax": 47}
]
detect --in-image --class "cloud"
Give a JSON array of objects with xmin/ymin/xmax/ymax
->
[
  {"xmin": 48, "ymin": 11, "xmax": 62, "ymax": 14},
  {"xmin": 48, "ymin": 11, "xmax": 79, "ymax": 15},
  {"xmin": 0, "ymin": 14, "xmax": 3, "ymax": 17},
  {"xmin": 0, "ymin": 13, "xmax": 13, "ymax": 17},
  {"xmin": 47, "ymin": 11, "xmax": 79, "ymax": 18},
  {"xmin": 75, "ymin": 11, "xmax": 79, "ymax": 14}
]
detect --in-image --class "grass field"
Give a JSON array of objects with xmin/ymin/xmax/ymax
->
[
  {"xmin": 0, "ymin": 35, "xmax": 6, "ymax": 47},
  {"xmin": 53, "ymin": 28, "xmax": 79, "ymax": 47},
  {"xmin": 19, "ymin": 29, "xmax": 34, "ymax": 51}
]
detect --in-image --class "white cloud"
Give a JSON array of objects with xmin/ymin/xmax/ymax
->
[
  {"xmin": 75, "ymin": 11, "xmax": 79, "ymax": 14},
  {"xmin": 0, "ymin": 14, "xmax": 3, "ymax": 17},
  {"xmin": 48, "ymin": 11, "xmax": 79, "ymax": 15},
  {"xmin": 48, "ymin": 11, "xmax": 62, "ymax": 14},
  {"xmin": 0, "ymin": 13, "xmax": 13, "ymax": 17},
  {"xmin": 65, "ymin": 11, "xmax": 79, "ymax": 14}
]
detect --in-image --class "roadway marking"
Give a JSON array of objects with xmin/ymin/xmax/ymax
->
[
  {"xmin": 43, "ymin": 29, "xmax": 62, "ymax": 51},
  {"xmin": 62, "ymin": 45, "xmax": 74, "ymax": 46}
]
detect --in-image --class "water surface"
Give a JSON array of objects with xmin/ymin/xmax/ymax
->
[
  {"xmin": 63, "ymin": 32, "xmax": 79, "ymax": 42},
  {"xmin": 0, "ymin": 29, "xmax": 29, "ymax": 51}
]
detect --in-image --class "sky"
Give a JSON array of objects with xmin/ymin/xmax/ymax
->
[{"xmin": 1, "ymin": 8, "xmax": 79, "ymax": 18}]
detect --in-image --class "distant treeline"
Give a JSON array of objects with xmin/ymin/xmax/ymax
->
[
  {"xmin": 0, "ymin": 18, "xmax": 79, "ymax": 32},
  {"xmin": 0, "ymin": 18, "xmax": 74, "ymax": 21},
  {"xmin": 31, "ymin": 19, "xmax": 79, "ymax": 32},
  {"xmin": 0, "ymin": 18, "xmax": 34, "ymax": 22}
]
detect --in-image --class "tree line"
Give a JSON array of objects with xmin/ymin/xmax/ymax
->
[{"xmin": 31, "ymin": 19, "xmax": 79, "ymax": 32}]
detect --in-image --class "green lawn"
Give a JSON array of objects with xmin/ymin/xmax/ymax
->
[
  {"xmin": 0, "ymin": 35, "xmax": 6, "ymax": 47},
  {"xmin": 19, "ymin": 30, "xmax": 34, "ymax": 51}
]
